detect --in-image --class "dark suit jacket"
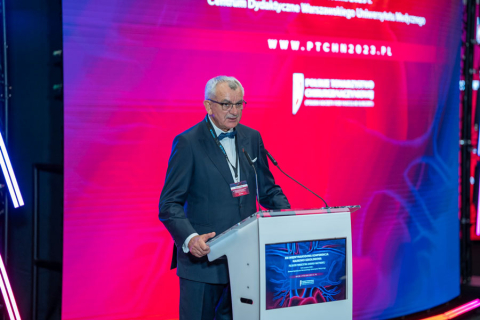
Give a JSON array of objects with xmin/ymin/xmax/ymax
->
[{"xmin": 159, "ymin": 117, "xmax": 290, "ymax": 284}]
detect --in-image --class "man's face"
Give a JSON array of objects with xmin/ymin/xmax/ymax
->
[{"xmin": 204, "ymin": 82, "xmax": 243, "ymax": 132}]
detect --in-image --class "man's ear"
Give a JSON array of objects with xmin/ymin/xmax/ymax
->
[{"xmin": 204, "ymin": 100, "xmax": 213, "ymax": 115}]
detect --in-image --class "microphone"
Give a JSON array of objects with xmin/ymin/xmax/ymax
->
[
  {"xmin": 243, "ymin": 149, "xmax": 254, "ymax": 166},
  {"xmin": 243, "ymin": 148, "xmax": 262, "ymax": 212},
  {"xmin": 265, "ymin": 149, "xmax": 329, "ymax": 208}
]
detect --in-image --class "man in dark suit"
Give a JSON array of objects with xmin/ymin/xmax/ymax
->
[{"xmin": 159, "ymin": 76, "xmax": 290, "ymax": 320}]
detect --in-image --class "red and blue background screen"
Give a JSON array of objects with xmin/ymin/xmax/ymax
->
[{"xmin": 63, "ymin": 1, "xmax": 462, "ymax": 319}]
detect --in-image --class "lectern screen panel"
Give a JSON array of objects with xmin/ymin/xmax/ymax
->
[{"xmin": 265, "ymin": 238, "xmax": 346, "ymax": 310}]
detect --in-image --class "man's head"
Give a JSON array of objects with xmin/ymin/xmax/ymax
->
[{"xmin": 204, "ymin": 76, "xmax": 245, "ymax": 132}]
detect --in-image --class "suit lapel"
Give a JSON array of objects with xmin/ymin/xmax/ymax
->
[{"xmin": 199, "ymin": 120, "xmax": 235, "ymax": 186}]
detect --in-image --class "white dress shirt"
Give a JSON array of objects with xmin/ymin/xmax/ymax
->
[{"xmin": 182, "ymin": 118, "xmax": 240, "ymax": 253}]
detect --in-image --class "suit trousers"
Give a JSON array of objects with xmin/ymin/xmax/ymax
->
[{"xmin": 179, "ymin": 277, "xmax": 233, "ymax": 320}]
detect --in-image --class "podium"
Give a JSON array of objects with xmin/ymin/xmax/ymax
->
[{"xmin": 207, "ymin": 206, "xmax": 359, "ymax": 320}]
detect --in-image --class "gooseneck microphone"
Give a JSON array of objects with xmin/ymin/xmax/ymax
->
[
  {"xmin": 265, "ymin": 149, "xmax": 329, "ymax": 208},
  {"xmin": 243, "ymin": 149, "xmax": 262, "ymax": 212}
]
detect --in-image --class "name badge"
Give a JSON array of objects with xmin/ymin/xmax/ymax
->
[{"xmin": 230, "ymin": 180, "xmax": 250, "ymax": 198}]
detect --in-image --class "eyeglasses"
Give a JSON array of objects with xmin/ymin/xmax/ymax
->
[{"xmin": 207, "ymin": 99, "xmax": 247, "ymax": 111}]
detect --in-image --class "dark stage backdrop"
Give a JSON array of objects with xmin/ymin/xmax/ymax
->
[{"xmin": 63, "ymin": 1, "xmax": 462, "ymax": 319}]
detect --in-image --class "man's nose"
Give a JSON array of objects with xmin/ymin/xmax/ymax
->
[{"xmin": 229, "ymin": 105, "xmax": 239, "ymax": 114}]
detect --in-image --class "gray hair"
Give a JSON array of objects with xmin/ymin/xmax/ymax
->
[{"xmin": 204, "ymin": 76, "xmax": 244, "ymax": 100}]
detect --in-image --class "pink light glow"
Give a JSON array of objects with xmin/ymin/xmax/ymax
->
[
  {"xmin": 0, "ymin": 255, "xmax": 21, "ymax": 320},
  {"xmin": 0, "ymin": 272, "xmax": 14, "ymax": 320},
  {"xmin": 421, "ymin": 299, "xmax": 480, "ymax": 320},
  {"xmin": 477, "ymin": 185, "xmax": 480, "ymax": 235},
  {"xmin": 444, "ymin": 299, "xmax": 480, "ymax": 318}
]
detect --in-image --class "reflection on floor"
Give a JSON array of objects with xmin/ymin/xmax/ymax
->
[{"xmin": 388, "ymin": 280, "xmax": 480, "ymax": 320}]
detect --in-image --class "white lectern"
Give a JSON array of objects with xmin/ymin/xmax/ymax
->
[{"xmin": 207, "ymin": 206, "xmax": 359, "ymax": 320}]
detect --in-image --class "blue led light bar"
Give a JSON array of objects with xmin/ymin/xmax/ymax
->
[{"xmin": 0, "ymin": 132, "xmax": 23, "ymax": 208}]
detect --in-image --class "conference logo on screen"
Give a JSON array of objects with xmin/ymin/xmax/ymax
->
[{"xmin": 292, "ymin": 73, "xmax": 375, "ymax": 115}]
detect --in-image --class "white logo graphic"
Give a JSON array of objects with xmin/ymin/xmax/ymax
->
[
  {"xmin": 292, "ymin": 73, "xmax": 305, "ymax": 115},
  {"xmin": 292, "ymin": 73, "xmax": 376, "ymax": 114}
]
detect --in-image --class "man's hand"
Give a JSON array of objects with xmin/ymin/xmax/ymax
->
[{"xmin": 188, "ymin": 232, "xmax": 216, "ymax": 258}]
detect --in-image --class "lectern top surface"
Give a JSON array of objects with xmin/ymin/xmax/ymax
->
[
  {"xmin": 257, "ymin": 205, "xmax": 360, "ymax": 218},
  {"xmin": 206, "ymin": 206, "xmax": 360, "ymax": 246}
]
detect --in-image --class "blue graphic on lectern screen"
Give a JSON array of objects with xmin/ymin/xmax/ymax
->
[{"xmin": 265, "ymin": 238, "xmax": 346, "ymax": 310}]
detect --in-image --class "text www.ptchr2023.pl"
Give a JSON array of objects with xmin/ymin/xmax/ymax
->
[{"xmin": 267, "ymin": 39, "xmax": 393, "ymax": 57}]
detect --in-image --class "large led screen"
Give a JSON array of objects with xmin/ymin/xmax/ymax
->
[{"xmin": 63, "ymin": 1, "xmax": 462, "ymax": 319}]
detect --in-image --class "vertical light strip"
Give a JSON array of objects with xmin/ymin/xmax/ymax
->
[
  {"xmin": 477, "ymin": 183, "xmax": 480, "ymax": 235},
  {"xmin": 0, "ymin": 132, "xmax": 23, "ymax": 206},
  {"xmin": 0, "ymin": 149, "xmax": 18, "ymax": 208},
  {"xmin": 477, "ymin": 131, "xmax": 480, "ymax": 235},
  {"xmin": 421, "ymin": 299, "xmax": 480, "ymax": 319},
  {"xmin": 0, "ymin": 255, "xmax": 20, "ymax": 320}
]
